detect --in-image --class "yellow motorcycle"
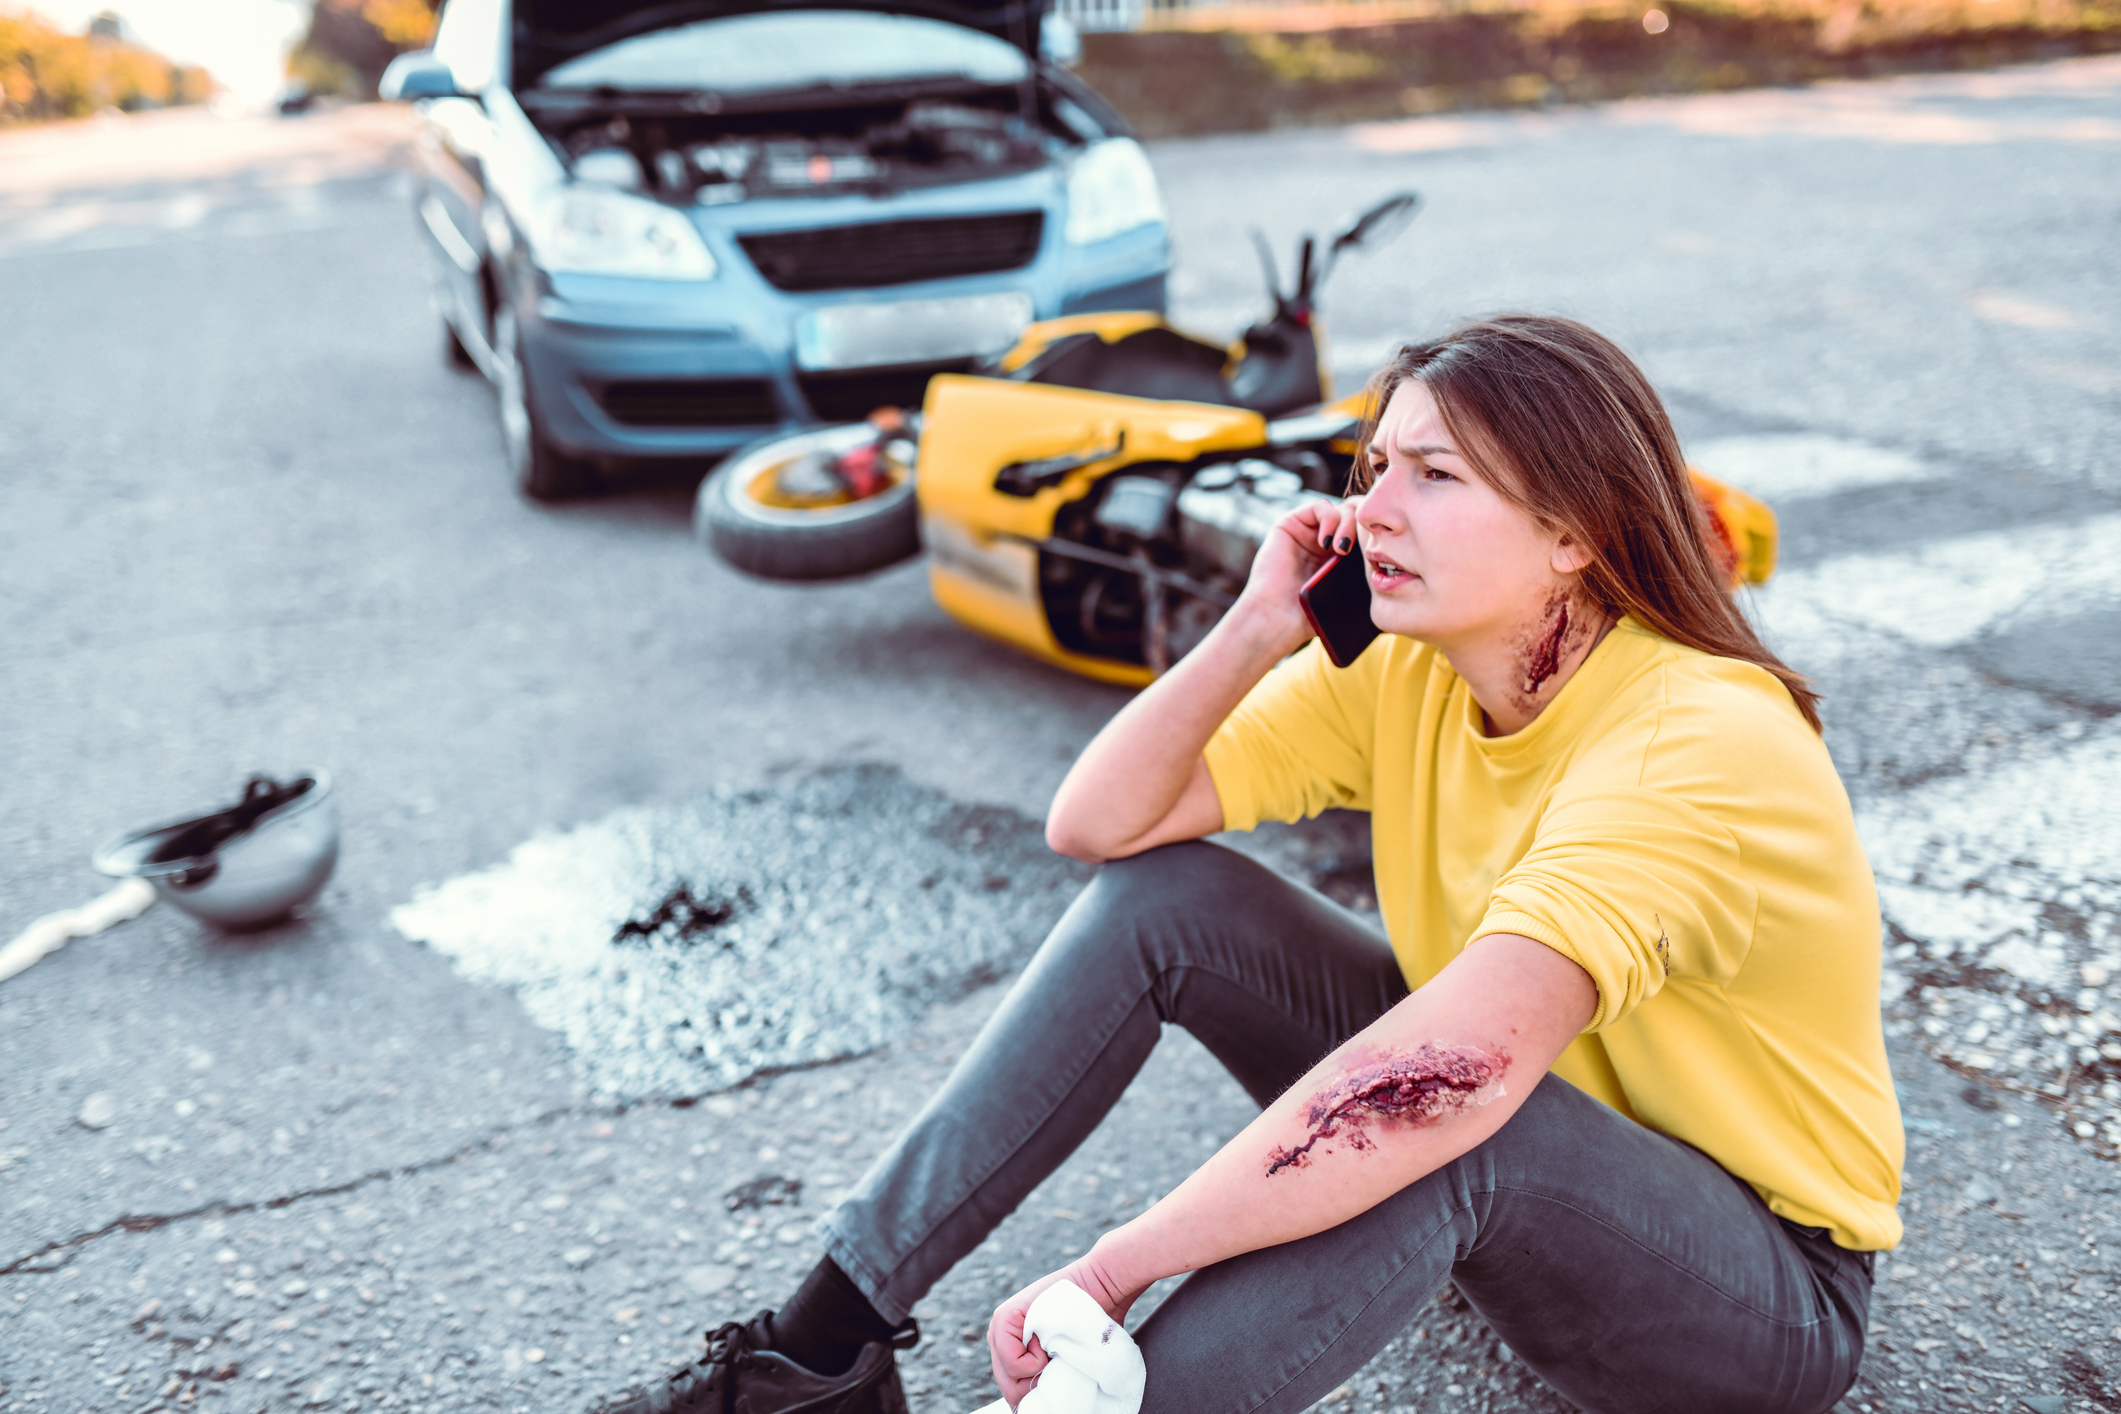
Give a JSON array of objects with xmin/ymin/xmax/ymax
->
[{"xmin": 697, "ymin": 193, "xmax": 1776, "ymax": 686}]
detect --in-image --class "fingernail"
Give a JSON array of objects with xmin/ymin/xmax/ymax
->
[{"xmin": 1334, "ymin": 536, "xmax": 1353, "ymax": 555}]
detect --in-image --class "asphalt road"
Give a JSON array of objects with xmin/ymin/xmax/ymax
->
[{"xmin": 3, "ymin": 61, "xmax": 2119, "ymax": 1414}]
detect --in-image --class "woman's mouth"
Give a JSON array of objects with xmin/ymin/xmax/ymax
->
[{"xmin": 1368, "ymin": 553, "xmax": 1416, "ymax": 592}]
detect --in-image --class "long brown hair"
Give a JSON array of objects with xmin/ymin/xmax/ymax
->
[{"xmin": 1355, "ymin": 315, "xmax": 1821, "ymax": 731}]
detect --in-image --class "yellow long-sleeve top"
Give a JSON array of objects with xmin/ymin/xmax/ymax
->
[{"xmin": 1203, "ymin": 618, "xmax": 1903, "ymax": 1250}]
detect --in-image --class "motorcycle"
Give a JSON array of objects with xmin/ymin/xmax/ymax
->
[{"xmin": 697, "ymin": 192, "xmax": 1777, "ymax": 687}]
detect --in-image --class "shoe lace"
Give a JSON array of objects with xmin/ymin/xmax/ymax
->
[{"xmin": 658, "ymin": 1315, "xmax": 764, "ymax": 1414}]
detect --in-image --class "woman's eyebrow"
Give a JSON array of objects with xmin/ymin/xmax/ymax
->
[{"xmin": 1366, "ymin": 441, "xmax": 1458, "ymax": 459}]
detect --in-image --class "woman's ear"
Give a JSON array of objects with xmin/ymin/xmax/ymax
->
[{"xmin": 1549, "ymin": 532, "xmax": 1596, "ymax": 577}]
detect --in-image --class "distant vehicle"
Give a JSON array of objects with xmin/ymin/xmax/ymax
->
[
  {"xmin": 275, "ymin": 84, "xmax": 317, "ymax": 116},
  {"xmin": 382, "ymin": 0, "xmax": 1169, "ymax": 500}
]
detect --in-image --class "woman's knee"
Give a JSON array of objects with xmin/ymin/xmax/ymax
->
[{"xmin": 1046, "ymin": 841, "xmax": 1292, "ymax": 973}]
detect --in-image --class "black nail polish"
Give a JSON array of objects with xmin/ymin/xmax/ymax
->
[{"xmin": 1334, "ymin": 536, "xmax": 1353, "ymax": 555}]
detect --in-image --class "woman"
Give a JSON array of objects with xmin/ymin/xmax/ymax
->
[{"xmin": 598, "ymin": 316, "xmax": 1900, "ymax": 1414}]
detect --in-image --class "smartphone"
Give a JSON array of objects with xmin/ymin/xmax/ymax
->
[{"xmin": 1299, "ymin": 549, "xmax": 1381, "ymax": 668}]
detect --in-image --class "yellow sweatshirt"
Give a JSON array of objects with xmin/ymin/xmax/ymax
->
[{"xmin": 1203, "ymin": 619, "xmax": 1903, "ymax": 1250}]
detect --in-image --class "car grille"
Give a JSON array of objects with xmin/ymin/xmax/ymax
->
[
  {"xmin": 739, "ymin": 212, "xmax": 1045, "ymax": 293},
  {"xmin": 798, "ymin": 361, "xmax": 969, "ymax": 422},
  {"xmin": 597, "ymin": 379, "xmax": 779, "ymax": 428}
]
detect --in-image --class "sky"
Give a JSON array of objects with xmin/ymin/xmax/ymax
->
[{"xmin": 23, "ymin": 0, "xmax": 313, "ymax": 100}]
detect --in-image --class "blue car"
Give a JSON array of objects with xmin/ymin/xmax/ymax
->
[{"xmin": 382, "ymin": 0, "xmax": 1171, "ymax": 498}]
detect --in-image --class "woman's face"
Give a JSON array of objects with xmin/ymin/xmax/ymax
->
[{"xmin": 1358, "ymin": 378, "xmax": 1583, "ymax": 651}]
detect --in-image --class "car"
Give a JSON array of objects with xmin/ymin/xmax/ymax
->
[{"xmin": 381, "ymin": 0, "xmax": 1171, "ymax": 499}]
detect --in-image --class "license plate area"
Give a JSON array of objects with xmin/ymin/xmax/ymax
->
[{"xmin": 796, "ymin": 292, "xmax": 1034, "ymax": 372}]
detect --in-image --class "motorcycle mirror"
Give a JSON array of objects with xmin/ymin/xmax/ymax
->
[
  {"xmin": 1249, "ymin": 227, "xmax": 1285, "ymax": 305},
  {"xmin": 1330, "ymin": 190, "xmax": 1422, "ymax": 256}
]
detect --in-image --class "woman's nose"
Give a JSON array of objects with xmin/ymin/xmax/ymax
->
[{"xmin": 1360, "ymin": 470, "xmax": 1409, "ymax": 536}]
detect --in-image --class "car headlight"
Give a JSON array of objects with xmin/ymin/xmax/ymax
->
[
  {"xmin": 1065, "ymin": 137, "xmax": 1165, "ymax": 247},
  {"xmin": 524, "ymin": 185, "xmax": 717, "ymax": 281}
]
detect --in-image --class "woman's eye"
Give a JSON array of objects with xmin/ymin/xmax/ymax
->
[{"xmin": 1422, "ymin": 466, "xmax": 1455, "ymax": 482}]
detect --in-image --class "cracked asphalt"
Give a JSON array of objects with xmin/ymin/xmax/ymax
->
[{"xmin": 4, "ymin": 60, "xmax": 2120, "ymax": 1414}]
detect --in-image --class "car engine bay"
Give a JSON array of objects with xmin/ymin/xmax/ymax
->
[{"xmin": 524, "ymin": 86, "xmax": 1101, "ymax": 204}]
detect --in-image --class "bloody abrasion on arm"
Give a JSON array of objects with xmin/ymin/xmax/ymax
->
[{"xmin": 1263, "ymin": 1043, "xmax": 1509, "ymax": 1177}]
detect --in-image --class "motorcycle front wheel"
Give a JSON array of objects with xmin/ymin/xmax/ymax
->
[{"xmin": 697, "ymin": 423, "xmax": 920, "ymax": 582}]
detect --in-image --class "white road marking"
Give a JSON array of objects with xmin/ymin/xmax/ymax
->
[
  {"xmin": 1751, "ymin": 511, "xmax": 2121, "ymax": 658},
  {"xmin": 391, "ymin": 776, "xmax": 1080, "ymax": 1100},
  {"xmin": 279, "ymin": 183, "xmax": 326, "ymax": 221},
  {"xmin": 1687, "ymin": 433, "xmax": 1941, "ymax": 504},
  {"xmin": 17, "ymin": 202, "xmax": 109, "ymax": 243},
  {"xmin": 1968, "ymin": 290, "xmax": 2078, "ymax": 330},
  {"xmin": 1862, "ymin": 723, "xmax": 2121, "ymax": 969},
  {"xmin": 0, "ymin": 190, "xmax": 390, "ymax": 260},
  {"xmin": 157, "ymin": 193, "xmax": 210, "ymax": 229}
]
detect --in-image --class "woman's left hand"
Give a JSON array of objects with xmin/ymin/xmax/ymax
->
[{"xmin": 986, "ymin": 1247, "xmax": 1141, "ymax": 1409}]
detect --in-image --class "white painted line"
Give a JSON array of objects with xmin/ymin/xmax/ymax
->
[
  {"xmin": 1751, "ymin": 511, "xmax": 2121, "ymax": 657},
  {"xmin": 390, "ymin": 781, "xmax": 1075, "ymax": 1101},
  {"xmin": 1860, "ymin": 722, "xmax": 2121, "ymax": 983},
  {"xmin": 157, "ymin": 192, "xmax": 210, "ymax": 229},
  {"xmin": 1687, "ymin": 433, "xmax": 1941, "ymax": 504},
  {"xmin": 280, "ymin": 183, "xmax": 326, "ymax": 222},
  {"xmin": 16, "ymin": 201, "xmax": 109, "ymax": 243}
]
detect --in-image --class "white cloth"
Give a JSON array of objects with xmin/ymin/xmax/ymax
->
[
  {"xmin": 973, "ymin": 1280, "xmax": 1145, "ymax": 1414},
  {"xmin": 0, "ymin": 878, "xmax": 155, "ymax": 984}
]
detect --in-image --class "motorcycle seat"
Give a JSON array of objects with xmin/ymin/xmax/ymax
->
[{"xmin": 1010, "ymin": 327, "xmax": 1236, "ymax": 408}]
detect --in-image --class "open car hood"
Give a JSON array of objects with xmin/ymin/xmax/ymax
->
[{"xmin": 514, "ymin": 0, "xmax": 1055, "ymax": 88}]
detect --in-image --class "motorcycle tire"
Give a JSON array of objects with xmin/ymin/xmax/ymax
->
[{"xmin": 698, "ymin": 425, "xmax": 920, "ymax": 582}]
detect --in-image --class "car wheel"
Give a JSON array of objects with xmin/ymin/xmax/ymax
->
[
  {"xmin": 492, "ymin": 303, "xmax": 594, "ymax": 502},
  {"xmin": 698, "ymin": 423, "xmax": 920, "ymax": 581}
]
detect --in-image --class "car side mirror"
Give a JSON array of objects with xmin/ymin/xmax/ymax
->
[
  {"xmin": 1039, "ymin": 15, "xmax": 1083, "ymax": 68},
  {"xmin": 381, "ymin": 50, "xmax": 468, "ymax": 103}
]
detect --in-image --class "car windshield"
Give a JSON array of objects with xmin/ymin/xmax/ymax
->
[{"xmin": 539, "ymin": 11, "xmax": 1030, "ymax": 94}]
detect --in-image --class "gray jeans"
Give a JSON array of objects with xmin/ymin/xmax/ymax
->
[{"xmin": 823, "ymin": 841, "xmax": 1872, "ymax": 1414}]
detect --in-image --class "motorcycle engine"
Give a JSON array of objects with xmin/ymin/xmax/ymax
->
[
  {"xmin": 1176, "ymin": 459, "xmax": 1326, "ymax": 585},
  {"xmin": 1040, "ymin": 453, "xmax": 1334, "ymax": 672}
]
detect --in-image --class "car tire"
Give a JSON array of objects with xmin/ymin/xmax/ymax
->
[
  {"xmin": 492, "ymin": 303, "xmax": 595, "ymax": 502},
  {"xmin": 698, "ymin": 424, "xmax": 920, "ymax": 582}
]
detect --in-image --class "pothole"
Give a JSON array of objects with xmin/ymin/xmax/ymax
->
[{"xmin": 391, "ymin": 765, "xmax": 1090, "ymax": 1100}]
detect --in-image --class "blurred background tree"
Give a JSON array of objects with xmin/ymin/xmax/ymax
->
[
  {"xmin": 287, "ymin": 0, "xmax": 437, "ymax": 99},
  {"xmin": 0, "ymin": 7, "xmax": 216, "ymax": 123}
]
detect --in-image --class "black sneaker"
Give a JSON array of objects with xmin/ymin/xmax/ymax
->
[{"xmin": 592, "ymin": 1311, "xmax": 919, "ymax": 1414}]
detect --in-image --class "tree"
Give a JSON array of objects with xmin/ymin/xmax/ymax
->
[
  {"xmin": 287, "ymin": 0, "xmax": 438, "ymax": 98},
  {"xmin": 0, "ymin": 6, "xmax": 216, "ymax": 123}
]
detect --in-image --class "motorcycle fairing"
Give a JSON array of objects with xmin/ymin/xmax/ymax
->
[{"xmin": 918, "ymin": 373, "xmax": 1268, "ymax": 685}]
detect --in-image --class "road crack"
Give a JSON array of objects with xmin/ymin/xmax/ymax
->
[
  {"xmin": 0, "ymin": 1103, "xmax": 593, "ymax": 1276},
  {"xmin": 0, "ymin": 1046, "xmax": 877, "ymax": 1278}
]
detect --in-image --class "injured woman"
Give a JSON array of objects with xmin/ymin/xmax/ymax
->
[{"xmin": 593, "ymin": 315, "xmax": 1903, "ymax": 1414}]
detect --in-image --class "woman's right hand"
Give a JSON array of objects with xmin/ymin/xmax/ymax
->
[
  {"xmin": 986, "ymin": 1248, "xmax": 1143, "ymax": 1409},
  {"xmin": 1228, "ymin": 494, "xmax": 1366, "ymax": 654},
  {"xmin": 1042, "ymin": 492, "xmax": 1361, "ymax": 864}
]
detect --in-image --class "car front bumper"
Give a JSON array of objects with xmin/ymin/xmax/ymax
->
[{"xmin": 517, "ymin": 219, "xmax": 1171, "ymax": 463}]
